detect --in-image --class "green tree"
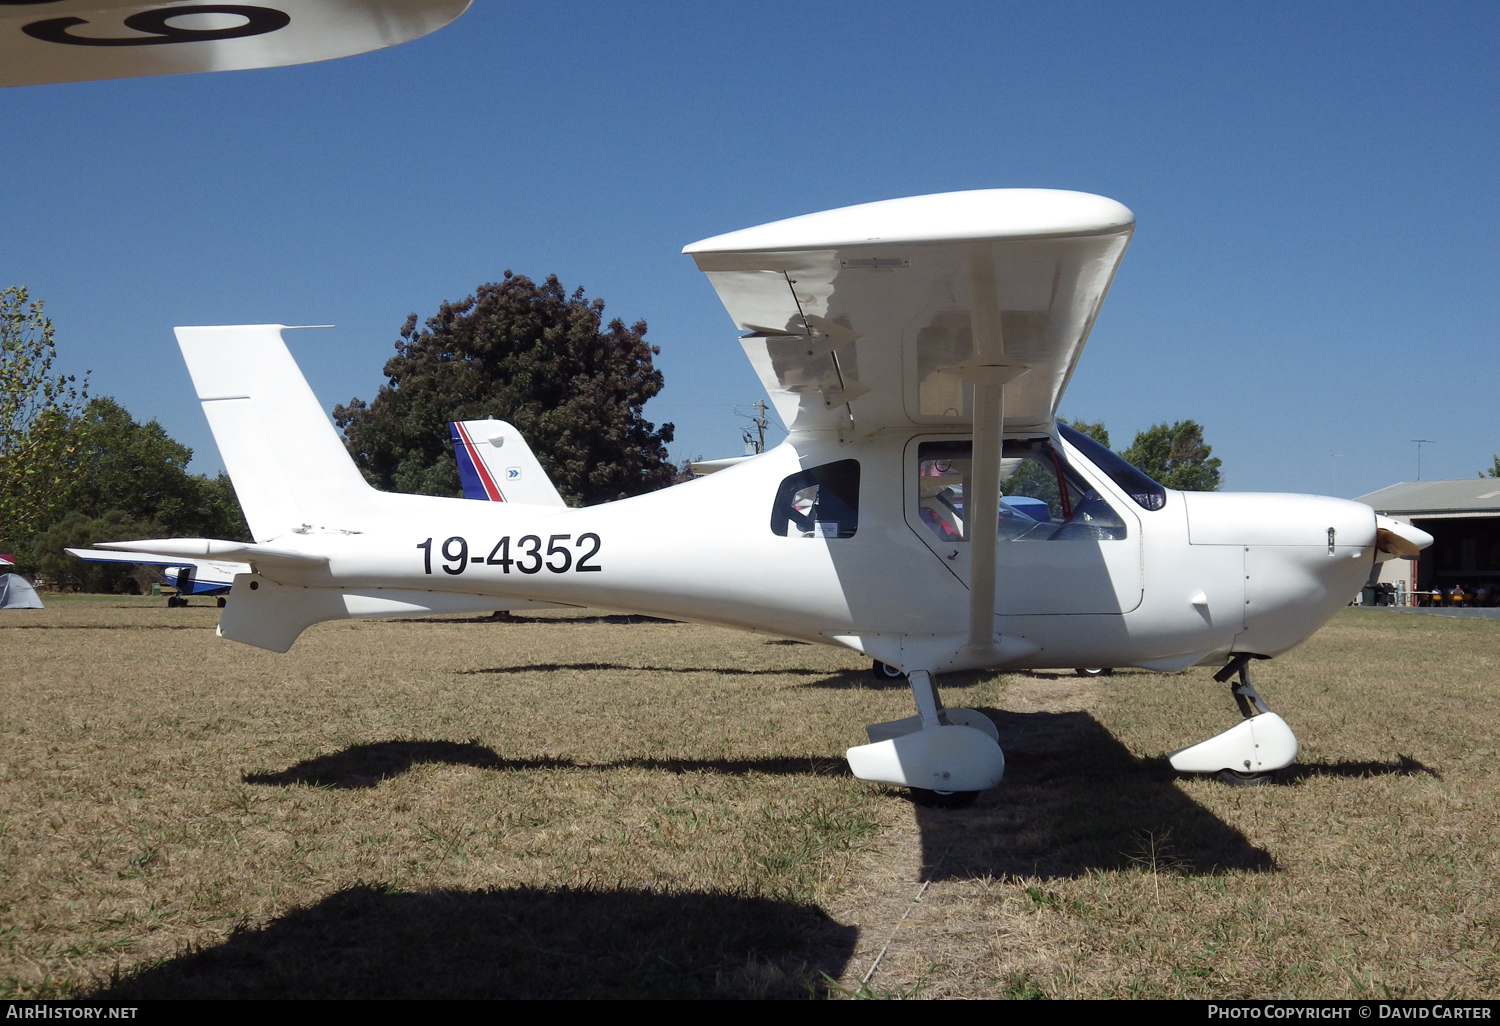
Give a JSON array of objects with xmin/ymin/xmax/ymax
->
[
  {"xmin": 1059, "ymin": 418, "xmax": 1109, "ymax": 448},
  {"xmin": 64, "ymin": 397, "xmax": 247, "ymax": 539},
  {"xmin": 1480, "ymin": 455, "xmax": 1499, "ymax": 479},
  {"xmin": 0, "ymin": 288, "xmax": 248, "ymax": 583},
  {"xmin": 334, "ymin": 272, "xmax": 676, "ymax": 506},
  {"xmin": 33, "ymin": 510, "xmax": 161, "ymax": 593},
  {"xmin": 24, "ymin": 397, "xmax": 250, "ymax": 586},
  {"xmin": 0, "ymin": 287, "xmax": 89, "ymax": 556},
  {"xmin": 1121, "ymin": 420, "xmax": 1222, "ymax": 491}
]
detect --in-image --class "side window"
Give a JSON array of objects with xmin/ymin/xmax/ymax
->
[
  {"xmin": 916, "ymin": 439, "xmax": 1126, "ymax": 542},
  {"xmin": 770, "ymin": 460, "xmax": 860, "ymax": 538}
]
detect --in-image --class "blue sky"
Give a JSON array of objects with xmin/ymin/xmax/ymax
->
[{"xmin": 3, "ymin": 1, "xmax": 1497, "ymax": 497}]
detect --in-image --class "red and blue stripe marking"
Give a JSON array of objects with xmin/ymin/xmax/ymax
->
[{"xmin": 450, "ymin": 422, "xmax": 505, "ymax": 502}]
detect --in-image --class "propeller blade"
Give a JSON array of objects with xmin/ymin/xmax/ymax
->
[{"xmin": 1375, "ymin": 515, "xmax": 1433, "ymax": 558}]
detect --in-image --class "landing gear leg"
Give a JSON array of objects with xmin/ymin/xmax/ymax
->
[
  {"xmin": 844, "ymin": 669, "xmax": 1005, "ymax": 807},
  {"xmin": 1168, "ymin": 654, "xmax": 1298, "ymax": 784},
  {"xmin": 1218, "ymin": 653, "xmax": 1269, "ymax": 718}
]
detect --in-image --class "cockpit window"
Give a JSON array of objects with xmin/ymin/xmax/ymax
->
[
  {"xmin": 917, "ymin": 439, "xmax": 1127, "ymax": 542},
  {"xmin": 771, "ymin": 460, "xmax": 860, "ymax": 538},
  {"xmin": 1056, "ymin": 422, "xmax": 1167, "ymax": 511}
]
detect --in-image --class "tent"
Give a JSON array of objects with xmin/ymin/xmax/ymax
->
[{"xmin": 0, "ymin": 574, "xmax": 43, "ymax": 609}]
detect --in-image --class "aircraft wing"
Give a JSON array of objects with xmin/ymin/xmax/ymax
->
[
  {"xmin": 683, "ymin": 189, "xmax": 1134, "ymax": 435},
  {"xmin": 0, "ymin": 0, "xmax": 470, "ymax": 88}
]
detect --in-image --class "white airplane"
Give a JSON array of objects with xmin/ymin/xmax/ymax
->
[
  {"xmin": 6, "ymin": 3, "xmax": 1432, "ymax": 806},
  {"xmin": 77, "ymin": 188, "xmax": 1434, "ymax": 807}
]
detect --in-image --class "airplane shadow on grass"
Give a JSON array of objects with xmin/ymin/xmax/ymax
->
[
  {"xmin": 243, "ymin": 714, "xmax": 1434, "ymax": 883},
  {"xmin": 90, "ymin": 885, "xmax": 855, "ymax": 999},
  {"xmin": 462, "ymin": 662, "xmax": 839, "ymax": 678},
  {"xmin": 911, "ymin": 708, "xmax": 1280, "ymax": 881},
  {"xmin": 243, "ymin": 740, "xmax": 851, "ymax": 789},
  {"xmin": 914, "ymin": 713, "xmax": 1438, "ymax": 882}
]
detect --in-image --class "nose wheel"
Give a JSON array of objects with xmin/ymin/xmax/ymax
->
[
  {"xmin": 910, "ymin": 788, "xmax": 980, "ymax": 809},
  {"xmin": 1168, "ymin": 654, "xmax": 1298, "ymax": 783}
]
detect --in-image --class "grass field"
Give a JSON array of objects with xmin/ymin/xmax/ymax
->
[{"xmin": 1, "ymin": 597, "xmax": 1496, "ymax": 998}]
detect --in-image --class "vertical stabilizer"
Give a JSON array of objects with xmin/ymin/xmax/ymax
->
[
  {"xmin": 450, "ymin": 420, "xmax": 567, "ymax": 507},
  {"xmin": 175, "ymin": 325, "xmax": 374, "ymax": 541}
]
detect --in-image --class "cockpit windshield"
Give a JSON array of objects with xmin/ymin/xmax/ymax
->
[
  {"xmin": 917, "ymin": 438, "xmax": 1128, "ymax": 542},
  {"xmin": 1056, "ymin": 423, "xmax": 1167, "ymax": 511}
]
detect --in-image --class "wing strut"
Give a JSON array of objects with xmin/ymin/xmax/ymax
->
[{"xmin": 960, "ymin": 250, "xmax": 1031, "ymax": 652}]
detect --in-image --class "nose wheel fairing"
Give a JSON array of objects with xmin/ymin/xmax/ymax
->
[{"xmin": 1169, "ymin": 655, "xmax": 1299, "ymax": 779}]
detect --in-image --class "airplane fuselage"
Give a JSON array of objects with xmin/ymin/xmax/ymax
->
[{"xmin": 229, "ymin": 430, "xmax": 1379, "ymax": 673}]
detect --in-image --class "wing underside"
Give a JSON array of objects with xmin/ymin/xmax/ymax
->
[
  {"xmin": 0, "ymin": 0, "xmax": 470, "ymax": 88},
  {"xmin": 685, "ymin": 190, "xmax": 1134, "ymax": 435}
]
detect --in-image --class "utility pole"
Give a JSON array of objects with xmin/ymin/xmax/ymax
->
[
  {"xmin": 737, "ymin": 400, "xmax": 769, "ymax": 455},
  {"xmin": 1410, "ymin": 439, "xmax": 1436, "ymax": 481}
]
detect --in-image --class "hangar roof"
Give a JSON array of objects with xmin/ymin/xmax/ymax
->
[{"xmin": 1356, "ymin": 480, "xmax": 1500, "ymax": 518}]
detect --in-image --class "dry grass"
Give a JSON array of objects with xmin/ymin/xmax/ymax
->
[
  {"xmin": 834, "ymin": 612, "xmax": 1500, "ymax": 999},
  {"xmin": 1, "ymin": 599, "xmax": 1497, "ymax": 998}
]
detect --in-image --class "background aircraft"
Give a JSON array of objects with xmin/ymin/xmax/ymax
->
[
  {"xmin": 451, "ymin": 420, "xmax": 566, "ymax": 507},
  {"xmin": 63, "ymin": 548, "xmax": 245, "ymax": 606}
]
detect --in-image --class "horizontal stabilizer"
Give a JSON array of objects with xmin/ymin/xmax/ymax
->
[
  {"xmin": 0, "ymin": 0, "xmax": 471, "ymax": 89},
  {"xmin": 217, "ymin": 574, "xmax": 569, "ymax": 652},
  {"xmin": 65, "ymin": 547, "xmax": 249, "ymax": 574},
  {"xmin": 98, "ymin": 537, "xmax": 325, "ymax": 568},
  {"xmin": 689, "ymin": 455, "xmax": 755, "ymax": 476}
]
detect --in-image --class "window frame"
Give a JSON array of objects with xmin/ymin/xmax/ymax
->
[
  {"xmin": 768, "ymin": 459, "xmax": 862, "ymax": 539},
  {"xmin": 906, "ymin": 432, "xmax": 1137, "ymax": 547}
]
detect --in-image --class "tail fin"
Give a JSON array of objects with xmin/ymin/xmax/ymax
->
[
  {"xmin": 176, "ymin": 325, "xmax": 374, "ymax": 542},
  {"xmin": 450, "ymin": 420, "xmax": 567, "ymax": 507}
]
